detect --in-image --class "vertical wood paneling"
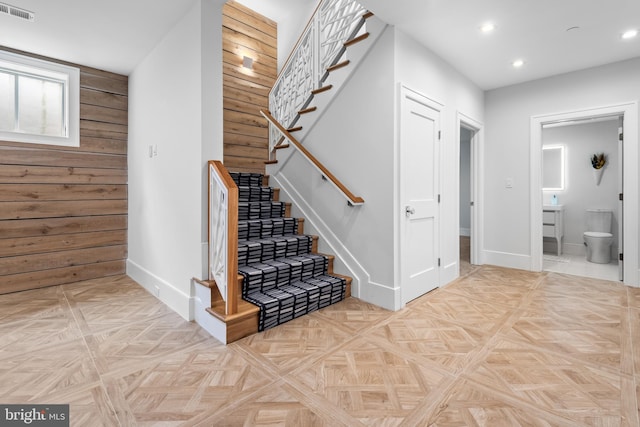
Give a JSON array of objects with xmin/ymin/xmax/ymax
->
[
  {"xmin": 223, "ymin": 1, "xmax": 277, "ymax": 174},
  {"xmin": 0, "ymin": 46, "xmax": 128, "ymax": 294}
]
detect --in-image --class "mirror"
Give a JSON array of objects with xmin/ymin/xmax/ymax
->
[{"xmin": 542, "ymin": 145, "xmax": 564, "ymax": 190}]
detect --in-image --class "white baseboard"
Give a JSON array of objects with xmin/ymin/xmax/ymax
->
[
  {"xmin": 563, "ymin": 242, "xmax": 586, "ymax": 256},
  {"xmin": 360, "ymin": 280, "xmax": 401, "ymax": 311},
  {"xmin": 441, "ymin": 260, "xmax": 458, "ymax": 286},
  {"xmin": 126, "ymin": 259, "xmax": 192, "ymax": 321},
  {"xmin": 192, "ymin": 282, "xmax": 227, "ymax": 344},
  {"xmin": 482, "ymin": 250, "xmax": 531, "ymax": 271},
  {"xmin": 544, "ymin": 241, "xmax": 618, "ymax": 260}
]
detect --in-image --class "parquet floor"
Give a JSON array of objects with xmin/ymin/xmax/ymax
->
[{"xmin": 0, "ymin": 266, "xmax": 638, "ymax": 426}]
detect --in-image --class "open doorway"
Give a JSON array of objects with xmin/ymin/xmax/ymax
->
[
  {"xmin": 459, "ymin": 127, "xmax": 473, "ymax": 276},
  {"xmin": 530, "ymin": 102, "xmax": 638, "ymax": 287},
  {"xmin": 540, "ymin": 116, "xmax": 621, "ymax": 281},
  {"xmin": 458, "ymin": 114, "xmax": 483, "ymax": 277}
]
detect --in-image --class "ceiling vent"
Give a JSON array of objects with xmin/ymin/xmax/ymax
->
[{"xmin": 0, "ymin": 2, "xmax": 35, "ymax": 22}]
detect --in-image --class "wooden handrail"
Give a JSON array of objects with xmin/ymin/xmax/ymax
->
[
  {"xmin": 208, "ymin": 160, "xmax": 239, "ymax": 315},
  {"xmin": 260, "ymin": 110, "xmax": 364, "ymax": 206}
]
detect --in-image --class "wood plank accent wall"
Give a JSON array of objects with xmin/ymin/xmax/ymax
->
[
  {"xmin": 0, "ymin": 47, "xmax": 128, "ymax": 294},
  {"xmin": 223, "ymin": 1, "xmax": 277, "ymax": 174}
]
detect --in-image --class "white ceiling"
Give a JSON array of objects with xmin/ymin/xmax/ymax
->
[
  {"xmin": 0, "ymin": 0, "xmax": 200, "ymax": 76},
  {"xmin": 1, "ymin": 0, "xmax": 639, "ymax": 90},
  {"xmin": 360, "ymin": 0, "xmax": 640, "ymax": 89}
]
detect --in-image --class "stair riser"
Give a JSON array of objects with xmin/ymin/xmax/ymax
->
[
  {"xmin": 238, "ymin": 236, "xmax": 313, "ymax": 266},
  {"xmin": 238, "ymin": 186, "xmax": 274, "ymax": 202},
  {"xmin": 239, "ymin": 255, "xmax": 329, "ymax": 294},
  {"xmin": 238, "ymin": 202, "xmax": 286, "ymax": 220},
  {"xmin": 230, "ymin": 172, "xmax": 263, "ymax": 187},
  {"xmin": 238, "ymin": 218, "xmax": 299, "ymax": 240}
]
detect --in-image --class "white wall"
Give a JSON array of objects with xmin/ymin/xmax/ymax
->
[
  {"xmin": 484, "ymin": 57, "xmax": 640, "ymax": 280},
  {"xmin": 234, "ymin": 0, "xmax": 317, "ymax": 71},
  {"xmin": 543, "ymin": 120, "xmax": 620, "ymax": 257},
  {"xmin": 267, "ymin": 26, "xmax": 484, "ymax": 310},
  {"xmin": 393, "ymin": 29, "xmax": 484, "ymax": 286},
  {"xmin": 268, "ymin": 26, "xmax": 397, "ymax": 308},
  {"xmin": 128, "ymin": 0, "xmax": 224, "ymax": 320}
]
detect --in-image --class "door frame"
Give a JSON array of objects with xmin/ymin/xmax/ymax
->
[
  {"xmin": 396, "ymin": 84, "xmax": 443, "ymax": 306},
  {"xmin": 618, "ymin": 118, "xmax": 624, "ymax": 281},
  {"xmin": 457, "ymin": 113, "xmax": 484, "ymax": 268},
  {"xmin": 530, "ymin": 102, "xmax": 638, "ymax": 287}
]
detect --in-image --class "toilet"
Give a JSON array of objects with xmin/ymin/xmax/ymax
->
[{"xmin": 583, "ymin": 209, "xmax": 614, "ymax": 264}]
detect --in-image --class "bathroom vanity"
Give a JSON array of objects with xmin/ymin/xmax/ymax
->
[{"xmin": 543, "ymin": 205, "xmax": 564, "ymax": 256}]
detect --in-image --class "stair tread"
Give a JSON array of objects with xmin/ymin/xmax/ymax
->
[
  {"xmin": 298, "ymin": 106, "xmax": 317, "ymax": 115},
  {"xmin": 327, "ymin": 60, "xmax": 350, "ymax": 72},
  {"xmin": 207, "ymin": 299, "xmax": 259, "ymax": 322},
  {"xmin": 238, "ymin": 234, "xmax": 312, "ymax": 243},
  {"xmin": 344, "ymin": 32, "xmax": 369, "ymax": 48},
  {"xmin": 311, "ymin": 85, "xmax": 333, "ymax": 95}
]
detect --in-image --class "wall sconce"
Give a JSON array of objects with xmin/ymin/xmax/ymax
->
[{"xmin": 242, "ymin": 55, "xmax": 254, "ymax": 70}]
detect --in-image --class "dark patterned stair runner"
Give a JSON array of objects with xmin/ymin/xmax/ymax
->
[{"xmin": 230, "ymin": 172, "xmax": 347, "ymax": 331}]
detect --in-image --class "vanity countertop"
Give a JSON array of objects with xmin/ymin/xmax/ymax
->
[{"xmin": 543, "ymin": 204, "xmax": 564, "ymax": 211}]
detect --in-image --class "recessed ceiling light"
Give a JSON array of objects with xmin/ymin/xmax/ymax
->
[
  {"xmin": 622, "ymin": 29, "xmax": 638, "ymax": 39},
  {"xmin": 480, "ymin": 23, "xmax": 496, "ymax": 33},
  {"xmin": 512, "ymin": 59, "xmax": 525, "ymax": 68}
]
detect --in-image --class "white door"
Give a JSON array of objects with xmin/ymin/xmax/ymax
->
[{"xmin": 400, "ymin": 88, "xmax": 441, "ymax": 304}]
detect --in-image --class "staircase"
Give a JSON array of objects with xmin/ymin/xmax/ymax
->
[
  {"xmin": 195, "ymin": 0, "xmax": 380, "ymax": 343},
  {"xmin": 232, "ymin": 172, "xmax": 350, "ymax": 332},
  {"xmin": 195, "ymin": 167, "xmax": 351, "ymax": 343}
]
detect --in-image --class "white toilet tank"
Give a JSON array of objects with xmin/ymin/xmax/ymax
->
[{"xmin": 586, "ymin": 209, "xmax": 612, "ymax": 232}]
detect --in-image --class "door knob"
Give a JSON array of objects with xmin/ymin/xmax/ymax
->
[{"xmin": 405, "ymin": 206, "xmax": 415, "ymax": 216}]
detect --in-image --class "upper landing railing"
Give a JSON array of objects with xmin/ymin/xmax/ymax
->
[{"xmin": 268, "ymin": 0, "xmax": 368, "ymax": 149}]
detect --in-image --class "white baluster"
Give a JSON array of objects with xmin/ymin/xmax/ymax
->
[{"xmin": 209, "ymin": 164, "xmax": 228, "ymax": 301}]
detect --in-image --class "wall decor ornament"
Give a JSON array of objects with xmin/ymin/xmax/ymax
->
[{"xmin": 591, "ymin": 153, "xmax": 606, "ymax": 185}]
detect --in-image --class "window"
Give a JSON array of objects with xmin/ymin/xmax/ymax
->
[{"xmin": 0, "ymin": 50, "xmax": 79, "ymax": 147}]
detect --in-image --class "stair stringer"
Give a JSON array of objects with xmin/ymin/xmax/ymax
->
[
  {"xmin": 268, "ymin": 171, "xmax": 400, "ymax": 311},
  {"xmin": 269, "ymin": 16, "xmax": 388, "ymax": 171}
]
